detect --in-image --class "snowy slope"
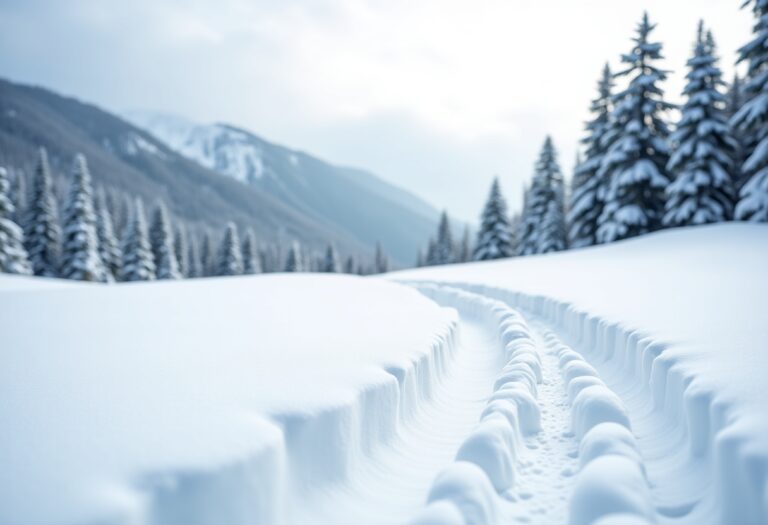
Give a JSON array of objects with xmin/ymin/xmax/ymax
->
[
  {"xmin": 392, "ymin": 223, "xmax": 768, "ymax": 524},
  {"xmin": 124, "ymin": 111, "xmax": 440, "ymax": 264},
  {"xmin": 0, "ymin": 274, "xmax": 457, "ymax": 525},
  {"xmin": 2, "ymin": 224, "xmax": 766, "ymax": 525}
]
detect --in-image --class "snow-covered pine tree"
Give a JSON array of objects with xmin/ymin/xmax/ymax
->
[
  {"xmin": 425, "ymin": 238, "xmax": 438, "ymax": 265},
  {"xmin": 9, "ymin": 169, "xmax": 26, "ymax": 224},
  {"xmin": 344, "ymin": 255, "xmax": 356, "ymax": 274},
  {"xmin": 434, "ymin": 211, "xmax": 455, "ymax": 264},
  {"xmin": 726, "ymin": 75, "xmax": 749, "ymax": 192},
  {"xmin": 25, "ymin": 148, "xmax": 61, "ymax": 277},
  {"xmin": 321, "ymin": 244, "xmax": 340, "ymax": 272},
  {"xmin": 149, "ymin": 202, "xmax": 181, "ymax": 280},
  {"xmin": 457, "ymin": 226, "xmax": 471, "ymax": 263},
  {"xmin": 519, "ymin": 137, "xmax": 567, "ymax": 255},
  {"xmin": 173, "ymin": 225, "xmax": 189, "ymax": 277},
  {"xmin": 284, "ymin": 241, "xmax": 303, "ymax": 272},
  {"xmin": 415, "ymin": 249, "xmax": 424, "ymax": 267},
  {"xmin": 119, "ymin": 198, "xmax": 156, "ymax": 281},
  {"xmin": 186, "ymin": 234, "xmax": 201, "ymax": 278},
  {"xmin": 473, "ymin": 177, "xmax": 514, "ymax": 260},
  {"xmin": 60, "ymin": 155, "xmax": 110, "ymax": 282},
  {"xmin": 200, "ymin": 232, "xmax": 214, "ymax": 277},
  {"xmin": 597, "ymin": 12, "xmax": 674, "ymax": 242},
  {"xmin": 664, "ymin": 23, "xmax": 737, "ymax": 227},
  {"xmin": 0, "ymin": 166, "xmax": 32, "ymax": 275},
  {"xmin": 732, "ymin": 0, "xmax": 768, "ymax": 222},
  {"xmin": 95, "ymin": 189, "xmax": 122, "ymax": 279},
  {"xmin": 374, "ymin": 242, "xmax": 389, "ymax": 273},
  {"xmin": 241, "ymin": 228, "xmax": 261, "ymax": 274},
  {"xmin": 569, "ymin": 64, "xmax": 615, "ymax": 248},
  {"xmin": 217, "ymin": 222, "xmax": 243, "ymax": 276}
]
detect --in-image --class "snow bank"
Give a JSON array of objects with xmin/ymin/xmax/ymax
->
[
  {"xmin": 393, "ymin": 224, "xmax": 768, "ymax": 524},
  {"xmin": 0, "ymin": 274, "xmax": 457, "ymax": 525}
]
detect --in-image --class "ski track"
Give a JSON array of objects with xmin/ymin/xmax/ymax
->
[{"xmin": 289, "ymin": 318, "xmax": 505, "ymax": 525}]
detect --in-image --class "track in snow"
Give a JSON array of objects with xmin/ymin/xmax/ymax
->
[{"xmin": 288, "ymin": 317, "xmax": 504, "ymax": 525}]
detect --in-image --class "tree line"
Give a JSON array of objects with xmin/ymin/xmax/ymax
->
[
  {"xmin": 419, "ymin": 5, "xmax": 768, "ymax": 266},
  {"xmin": 0, "ymin": 148, "xmax": 391, "ymax": 280}
]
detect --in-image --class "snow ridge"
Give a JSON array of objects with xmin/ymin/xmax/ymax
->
[{"xmin": 433, "ymin": 282, "xmax": 767, "ymax": 525}]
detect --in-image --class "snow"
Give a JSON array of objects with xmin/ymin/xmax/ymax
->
[
  {"xmin": 0, "ymin": 274, "xmax": 456, "ymax": 525},
  {"xmin": 393, "ymin": 222, "xmax": 768, "ymax": 524},
  {"xmin": 2, "ymin": 223, "xmax": 767, "ymax": 525}
]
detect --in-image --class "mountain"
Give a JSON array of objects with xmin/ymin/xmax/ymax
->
[
  {"xmin": 0, "ymin": 78, "xmax": 439, "ymax": 265},
  {"xmin": 124, "ymin": 111, "xmax": 440, "ymax": 264}
]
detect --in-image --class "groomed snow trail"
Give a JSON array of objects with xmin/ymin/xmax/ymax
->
[
  {"xmin": 288, "ymin": 317, "xmax": 504, "ymax": 525},
  {"xmin": 501, "ymin": 319, "xmax": 579, "ymax": 524}
]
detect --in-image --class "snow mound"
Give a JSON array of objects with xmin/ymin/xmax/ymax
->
[{"xmin": 0, "ymin": 274, "xmax": 458, "ymax": 525}]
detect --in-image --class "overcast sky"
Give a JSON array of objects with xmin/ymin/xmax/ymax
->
[{"xmin": 0, "ymin": 0, "xmax": 754, "ymax": 222}]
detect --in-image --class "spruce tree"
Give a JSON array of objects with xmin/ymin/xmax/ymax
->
[
  {"xmin": 25, "ymin": 148, "xmax": 61, "ymax": 277},
  {"xmin": 60, "ymin": 154, "xmax": 110, "ymax": 282},
  {"xmin": 732, "ymin": 0, "xmax": 768, "ymax": 222},
  {"xmin": 95, "ymin": 189, "xmax": 122, "ymax": 279},
  {"xmin": 321, "ymin": 244, "xmax": 340, "ymax": 272},
  {"xmin": 569, "ymin": 64, "xmax": 614, "ymax": 248},
  {"xmin": 519, "ymin": 137, "xmax": 567, "ymax": 255},
  {"xmin": 149, "ymin": 202, "xmax": 181, "ymax": 279},
  {"xmin": 473, "ymin": 177, "xmax": 514, "ymax": 260},
  {"xmin": 284, "ymin": 241, "xmax": 303, "ymax": 272},
  {"xmin": 186, "ymin": 234, "xmax": 201, "ymax": 278},
  {"xmin": 434, "ymin": 211, "xmax": 455, "ymax": 264},
  {"xmin": 173, "ymin": 225, "xmax": 189, "ymax": 277},
  {"xmin": 120, "ymin": 199, "xmax": 156, "ymax": 281},
  {"xmin": 10, "ymin": 169, "xmax": 26, "ymax": 224},
  {"xmin": 0, "ymin": 166, "xmax": 32, "ymax": 275},
  {"xmin": 457, "ymin": 226, "xmax": 471, "ymax": 263},
  {"xmin": 218, "ymin": 222, "xmax": 244, "ymax": 276},
  {"xmin": 241, "ymin": 228, "xmax": 261, "ymax": 274},
  {"xmin": 425, "ymin": 238, "xmax": 438, "ymax": 265},
  {"xmin": 664, "ymin": 23, "xmax": 737, "ymax": 227},
  {"xmin": 374, "ymin": 242, "xmax": 389, "ymax": 273},
  {"xmin": 726, "ymin": 75, "xmax": 748, "ymax": 191},
  {"xmin": 200, "ymin": 232, "xmax": 214, "ymax": 277},
  {"xmin": 597, "ymin": 12, "xmax": 673, "ymax": 242},
  {"xmin": 344, "ymin": 255, "xmax": 356, "ymax": 274}
]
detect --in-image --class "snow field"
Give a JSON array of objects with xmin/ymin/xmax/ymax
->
[
  {"xmin": 0, "ymin": 275, "xmax": 472, "ymax": 525},
  {"xmin": 421, "ymin": 280, "xmax": 766, "ymax": 524}
]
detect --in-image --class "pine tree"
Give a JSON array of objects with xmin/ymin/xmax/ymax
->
[
  {"xmin": 186, "ymin": 234, "xmax": 201, "ymax": 278},
  {"xmin": 120, "ymin": 198, "xmax": 156, "ymax": 281},
  {"xmin": 218, "ymin": 222, "xmax": 244, "ymax": 276},
  {"xmin": 284, "ymin": 241, "xmax": 303, "ymax": 272},
  {"xmin": 149, "ymin": 202, "xmax": 181, "ymax": 280},
  {"xmin": 9, "ymin": 169, "xmax": 26, "ymax": 224},
  {"xmin": 425, "ymin": 238, "xmax": 438, "ymax": 265},
  {"xmin": 173, "ymin": 225, "xmax": 189, "ymax": 277},
  {"xmin": 732, "ymin": 0, "xmax": 768, "ymax": 222},
  {"xmin": 726, "ymin": 75, "xmax": 748, "ymax": 191},
  {"xmin": 241, "ymin": 228, "xmax": 261, "ymax": 274},
  {"xmin": 519, "ymin": 137, "xmax": 567, "ymax": 255},
  {"xmin": 457, "ymin": 226, "xmax": 471, "ymax": 262},
  {"xmin": 321, "ymin": 244, "xmax": 340, "ymax": 272},
  {"xmin": 473, "ymin": 177, "xmax": 514, "ymax": 260},
  {"xmin": 569, "ymin": 64, "xmax": 614, "ymax": 248},
  {"xmin": 200, "ymin": 232, "xmax": 214, "ymax": 277},
  {"xmin": 374, "ymin": 242, "xmax": 389, "ymax": 273},
  {"xmin": 25, "ymin": 148, "xmax": 61, "ymax": 277},
  {"xmin": 95, "ymin": 189, "xmax": 122, "ymax": 279},
  {"xmin": 434, "ymin": 211, "xmax": 455, "ymax": 264},
  {"xmin": 60, "ymin": 155, "xmax": 110, "ymax": 282},
  {"xmin": 0, "ymin": 166, "xmax": 32, "ymax": 275},
  {"xmin": 664, "ymin": 23, "xmax": 737, "ymax": 227},
  {"xmin": 344, "ymin": 255, "xmax": 356, "ymax": 274},
  {"xmin": 597, "ymin": 12, "xmax": 674, "ymax": 242}
]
